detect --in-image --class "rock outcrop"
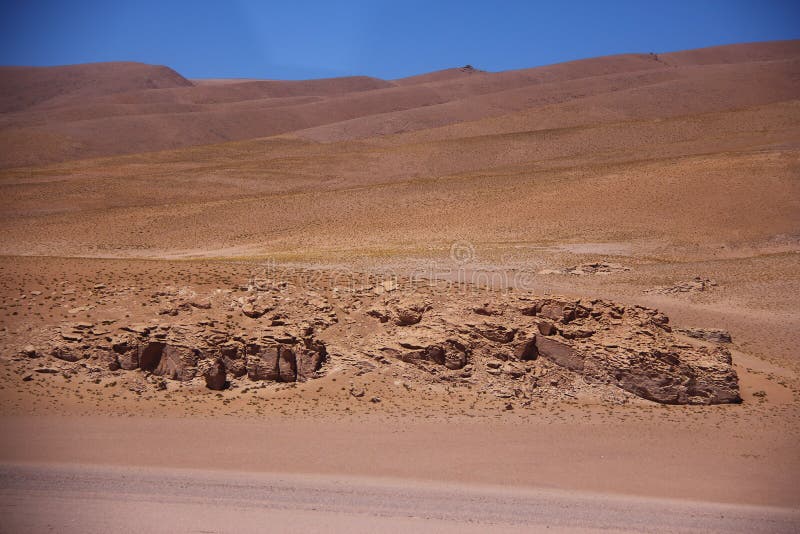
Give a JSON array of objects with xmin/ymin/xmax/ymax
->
[
  {"xmin": 25, "ymin": 273, "xmax": 739, "ymax": 405},
  {"xmin": 515, "ymin": 297, "xmax": 740, "ymax": 404},
  {"xmin": 361, "ymin": 291, "xmax": 739, "ymax": 405}
]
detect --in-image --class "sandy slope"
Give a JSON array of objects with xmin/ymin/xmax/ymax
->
[{"xmin": 1, "ymin": 101, "xmax": 797, "ymax": 259}]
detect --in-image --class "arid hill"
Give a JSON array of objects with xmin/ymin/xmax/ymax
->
[{"xmin": 1, "ymin": 40, "xmax": 798, "ymax": 168}]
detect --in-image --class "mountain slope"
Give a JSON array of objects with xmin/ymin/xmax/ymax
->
[{"xmin": 0, "ymin": 40, "xmax": 798, "ymax": 169}]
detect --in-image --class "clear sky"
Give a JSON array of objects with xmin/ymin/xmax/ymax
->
[{"xmin": 1, "ymin": 0, "xmax": 798, "ymax": 80}]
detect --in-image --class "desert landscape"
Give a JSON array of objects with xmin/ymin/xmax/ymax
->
[{"xmin": 1, "ymin": 38, "xmax": 799, "ymax": 532}]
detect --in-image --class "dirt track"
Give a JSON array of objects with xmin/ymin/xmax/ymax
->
[{"xmin": 2, "ymin": 463, "xmax": 798, "ymax": 533}]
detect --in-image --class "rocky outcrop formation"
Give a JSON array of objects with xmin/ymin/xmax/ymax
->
[
  {"xmin": 25, "ymin": 274, "xmax": 739, "ymax": 405},
  {"xmin": 363, "ymin": 292, "xmax": 739, "ymax": 405},
  {"xmin": 516, "ymin": 298, "xmax": 740, "ymax": 404},
  {"xmin": 42, "ymin": 322, "xmax": 327, "ymax": 390}
]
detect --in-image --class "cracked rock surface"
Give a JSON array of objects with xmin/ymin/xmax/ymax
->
[{"xmin": 9, "ymin": 269, "xmax": 740, "ymax": 405}]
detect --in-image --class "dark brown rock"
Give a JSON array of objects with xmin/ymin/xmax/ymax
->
[
  {"xmin": 220, "ymin": 343, "xmax": 246, "ymax": 377},
  {"xmin": 225, "ymin": 359, "xmax": 247, "ymax": 378},
  {"xmin": 474, "ymin": 323, "xmax": 517, "ymax": 343},
  {"xmin": 246, "ymin": 343, "xmax": 280, "ymax": 381},
  {"xmin": 117, "ymin": 349, "xmax": 138, "ymax": 370},
  {"xmin": 155, "ymin": 344, "xmax": 198, "ymax": 381},
  {"xmin": 51, "ymin": 346, "xmax": 79, "ymax": 362},
  {"xmin": 393, "ymin": 338, "xmax": 468, "ymax": 370},
  {"xmin": 96, "ymin": 350, "xmax": 120, "ymax": 371},
  {"xmin": 277, "ymin": 346, "xmax": 297, "ymax": 381},
  {"xmin": 473, "ymin": 304, "xmax": 501, "ymax": 316},
  {"xmin": 678, "ymin": 328, "xmax": 732, "ymax": 343},
  {"xmin": 535, "ymin": 336, "xmax": 584, "ymax": 372},
  {"xmin": 112, "ymin": 337, "xmax": 139, "ymax": 370},
  {"xmin": 393, "ymin": 301, "xmax": 427, "ymax": 326},
  {"xmin": 610, "ymin": 347, "xmax": 740, "ymax": 404},
  {"xmin": 539, "ymin": 302, "xmax": 575, "ymax": 323},
  {"xmin": 441, "ymin": 340, "xmax": 469, "ymax": 369},
  {"xmin": 137, "ymin": 342, "xmax": 166, "ymax": 372},
  {"xmin": 514, "ymin": 336, "xmax": 539, "ymax": 361},
  {"xmin": 367, "ymin": 308, "xmax": 391, "ymax": 323},
  {"xmin": 296, "ymin": 339, "xmax": 327, "ymax": 381},
  {"xmin": 561, "ymin": 328, "xmax": 595, "ymax": 339},
  {"xmin": 537, "ymin": 321, "xmax": 557, "ymax": 336},
  {"xmin": 241, "ymin": 303, "xmax": 262, "ymax": 318},
  {"xmin": 199, "ymin": 358, "xmax": 227, "ymax": 390}
]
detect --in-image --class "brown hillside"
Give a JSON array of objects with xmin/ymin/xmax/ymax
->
[
  {"xmin": 1, "ymin": 41, "xmax": 798, "ymax": 168},
  {"xmin": 0, "ymin": 61, "xmax": 192, "ymax": 113}
]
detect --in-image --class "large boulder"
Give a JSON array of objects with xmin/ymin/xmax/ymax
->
[
  {"xmin": 138, "ymin": 342, "xmax": 166, "ymax": 372},
  {"xmin": 535, "ymin": 336, "xmax": 584, "ymax": 372},
  {"xmin": 198, "ymin": 358, "xmax": 227, "ymax": 390},
  {"xmin": 677, "ymin": 328, "xmax": 732, "ymax": 344},
  {"xmin": 220, "ymin": 343, "xmax": 246, "ymax": 377},
  {"xmin": 513, "ymin": 336, "xmax": 539, "ymax": 361},
  {"xmin": 474, "ymin": 323, "xmax": 517, "ymax": 343},
  {"xmin": 95, "ymin": 350, "xmax": 120, "ymax": 371},
  {"xmin": 277, "ymin": 346, "xmax": 297, "ymax": 382},
  {"xmin": 112, "ymin": 337, "xmax": 139, "ymax": 370},
  {"xmin": 522, "ymin": 298, "xmax": 590, "ymax": 323},
  {"xmin": 296, "ymin": 339, "xmax": 327, "ymax": 381},
  {"xmin": 154, "ymin": 344, "xmax": 199, "ymax": 381},
  {"xmin": 246, "ymin": 343, "xmax": 281, "ymax": 381},
  {"xmin": 51, "ymin": 346, "xmax": 80, "ymax": 362},
  {"xmin": 438, "ymin": 340, "xmax": 469, "ymax": 370},
  {"xmin": 422, "ymin": 342, "xmax": 467, "ymax": 370},
  {"xmin": 393, "ymin": 301, "xmax": 428, "ymax": 326}
]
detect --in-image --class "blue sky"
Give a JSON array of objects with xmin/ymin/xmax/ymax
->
[{"xmin": 1, "ymin": 0, "xmax": 798, "ymax": 80}]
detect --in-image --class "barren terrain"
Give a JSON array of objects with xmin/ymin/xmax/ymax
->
[{"xmin": 1, "ymin": 40, "xmax": 799, "ymax": 531}]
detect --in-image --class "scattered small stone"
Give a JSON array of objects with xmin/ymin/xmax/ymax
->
[
  {"xmin": 645, "ymin": 277, "xmax": 717, "ymax": 295},
  {"xmin": 51, "ymin": 347, "xmax": 80, "ymax": 362},
  {"xmin": 539, "ymin": 262, "xmax": 631, "ymax": 276},
  {"xmin": 241, "ymin": 302, "xmax": 267, "ymax": 318},
  {"xmin": 60, "ymin": 331, "xmax": 82, "ymax": 342}
]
